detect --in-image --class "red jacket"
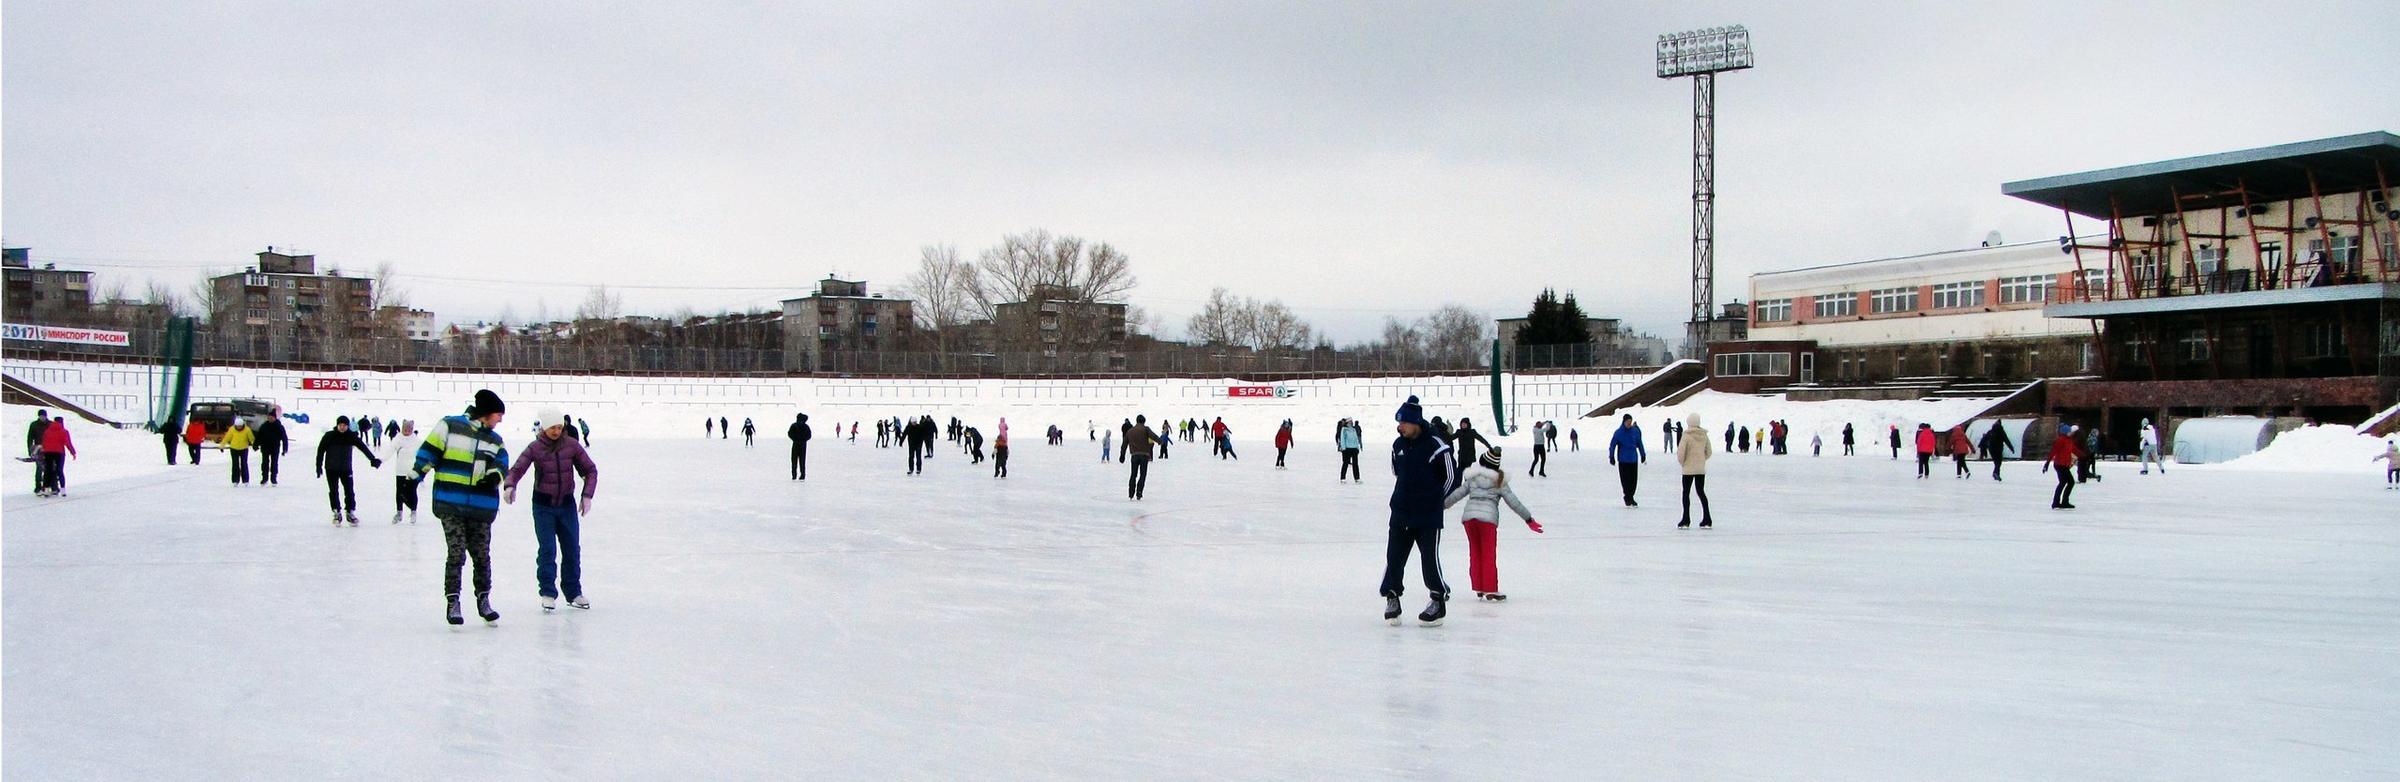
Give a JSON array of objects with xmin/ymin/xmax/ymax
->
[
  {"xmin": 2047, "ymin": 434, "xmax": 2080, "ymax": 468},
  {"xmin": 1914, "ymin": 427, "xmax": 1937, "ymax": 454},
  {"xmin": 1948, "ymin": 428, "xmax": 1972, "ymax": 454},
  {"xmin": 183, "ymin": 420, "xmax": 208, "ymax": 445},
  {"xmin": 1274, "ymin": 428, "xmax": 1293, "ymax": 448},
  {"xmin": 40, "ymin": 423, "xmax": 76, "ymax": 455}
]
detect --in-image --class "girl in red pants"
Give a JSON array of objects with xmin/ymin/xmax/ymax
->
[{"xmin": 1442, "ymin": 447, "xmax": 1542, "ymax": 601}]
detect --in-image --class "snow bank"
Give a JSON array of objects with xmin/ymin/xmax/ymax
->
[
  {"xmin": 2195, "ymin": 423, "xmax": 2395, "ymax": 474},
  {"xmin": 1614, "ymin": 390, "xmax": 2001, "ymax": 452}
]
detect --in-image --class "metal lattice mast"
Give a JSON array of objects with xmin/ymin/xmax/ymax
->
[
  {"xmin": 1691, "ymin": 72, "xmax": 1716, "ymax": 327},
  {"xmin": 1658, "ymin": 26, "xmax": 1753, "ymax": 351}
]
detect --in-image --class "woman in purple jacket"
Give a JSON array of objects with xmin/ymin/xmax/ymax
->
[{"xmin": 505, "ymin": 408, "xmax": 600, "ymax": 611}]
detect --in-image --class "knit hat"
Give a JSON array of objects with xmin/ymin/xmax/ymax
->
[
  {"xmin": 533, "ymin": 407, "xmax": 566, "ymax": 432},
  {"xmin": 1479, "ymin": 447, "xmax": 1503, "ymax": 470},
  {"xmin": 469, "ymin": 389, "xmax": 506, "ymax": 418},
  {"xmin": 335, "ymin": 415, "xmax": 351, "ymax": 427},
  {"xmin": 1395, "ymin": 395, "xmax": 1427, "ymax": 427}
]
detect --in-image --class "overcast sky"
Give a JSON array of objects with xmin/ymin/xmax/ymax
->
[{"xmin": 5, "ymin": 2, "xmax": 2394, "ymax": 343}]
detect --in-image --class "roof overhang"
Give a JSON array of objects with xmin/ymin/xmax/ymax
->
[
  {"xmin": 2002, "ymin": 132, "xmax": 2400, "ymax": 218},
  {"xmin": 2044, "ymin": 282, "xmax": 2400, "ymax": 319}
]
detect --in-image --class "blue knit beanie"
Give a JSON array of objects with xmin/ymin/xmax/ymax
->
[{"xmin": 1395, "ymin": 395, "xmax": 1428, "ymax": 427}]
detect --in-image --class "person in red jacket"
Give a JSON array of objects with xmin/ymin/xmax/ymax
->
[
  {"xmin": 2043, "ymin": 425, "xmax": 2083, "ymax": 509},
  {"xmin": 1913, "ymin": 423, "xmax": 1937, "ymax": 479},
  {"xmin": 1273, "ymin": 421, "xmax": 1294, "ymax": 468},
  {"xmin": 37, "ymin": 418, "xmax": 77, "ymax": 497},
  {"xmin": 182, "ymin": 418, "xmax": 208, "ymax": 465},
  {"xmin": 1948, "ymin": 425, "xmax": 1974, "ymax": 478}
]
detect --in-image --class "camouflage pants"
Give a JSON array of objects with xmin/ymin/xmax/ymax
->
[{"xmin": 437, "ymin": 509, "xmax": 496, "ymax": 597}]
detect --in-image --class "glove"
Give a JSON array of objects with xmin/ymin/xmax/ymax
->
[
  {"xmin": 316, "ymin": 468, "xmax": 323, "ymax": 478},
  {"xmin": 504, "ymin": 487, "xmax": 516, "ymax": 505},
  {"xmin": 1526, "ymin": 519, "xmax": 1543, "ymax": 533},
  {"xmin": 476, "ymin": 473, "xmax": 502, "ymax": 490},
  {"xmin": 370, "ymin": 458, "xmax": 382, "ymax": 469},
  {"xmin": 578, "ymin": 497, "xmax": 591, "ymax": 516},
  {"xmin": 1608, "ymin": 458, "xmax": 1616, "ymax": 465}
]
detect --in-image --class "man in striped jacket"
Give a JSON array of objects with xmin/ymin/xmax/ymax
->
[{"xmin": 414, "ymin": 390, "xmax": 511, "ymax": 626}]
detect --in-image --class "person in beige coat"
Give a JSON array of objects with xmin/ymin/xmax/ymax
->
[{"xmin": 1676, "ymin": 412, "xmax": 1714, "ymax": 528}]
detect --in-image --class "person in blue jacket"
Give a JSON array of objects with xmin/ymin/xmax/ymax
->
[
  {"xmin": 1381, "ymin": 395, "xmax": 1458, "ymax": 627},
  {"xmin": 1608, "ymin": 413, "xmax": 1648, "ymax": 507}
]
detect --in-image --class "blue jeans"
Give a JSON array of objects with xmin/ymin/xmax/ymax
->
[{"xmin": 532, "ymin": 502, "xmax": 582, "ymax": 599}]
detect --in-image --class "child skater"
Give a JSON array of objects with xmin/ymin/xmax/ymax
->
[{"xmin": 1443, "ymin": 446, "xmax": 1542, "ymax": 602}]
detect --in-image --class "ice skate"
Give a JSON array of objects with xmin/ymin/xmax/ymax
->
[
  {"xmin": 1699, "ymin": 519, "xmax": 1713, "ymax": 528},
  {"xmin": 1383, "ymin": 596, "xmax": 1403, "ymax": 626},
  {"xmin": 446, "ymin": 595, "xmax": 464, "ymax": 626},
  {"xmin": 542, "ymin": 595, "xmax": 557, "ymax": 611},
  {"xmin": 1678, "ymin": 518, "xmax": 1691, "ymax": 528},
  {"xmin": 1417, "ymin": 598, "xmax": 1446, "ymax": 627},
  {"xmin": 392, "ymin": 511, "xmax": 402, "ymax": 524},
  {"xmin": 331, "ymin": 512, "xmax": 344, "ymax": 526},
  {"xmin": 566, "ymin": 595, "xmax": 589, "ymax": 610},
  {"xmin": 476, "ymin": 593, "xmax": 499, "ymax": 623},
  {"xmin": 1478, "ymin": 592, "xmax": 1508, "ymax": 602}
]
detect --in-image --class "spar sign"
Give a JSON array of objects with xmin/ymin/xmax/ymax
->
[
  {"xmin": 298, "ymin": 378, "xmax": 356, "ymax": 392},
  {"xmin": 1226, "ymin": 385, "xmax": 1294, "ymax": 399},
  {"xmin": 2, "ymin": 323, "xmax": 131, "ymax": 347}
]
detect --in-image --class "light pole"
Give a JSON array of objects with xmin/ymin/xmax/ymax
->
[{"xmin": 1657, "ymin": 25, "xmax": 1754, "ymax": 355}]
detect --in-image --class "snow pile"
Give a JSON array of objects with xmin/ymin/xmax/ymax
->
[
  {"xmin": 2197, "ymin": 423, "xmax": 2395, "ymax": 474},
  {"xmin": 1614, "ymin": 390, "xmax": 2002, "ymax": 451}
]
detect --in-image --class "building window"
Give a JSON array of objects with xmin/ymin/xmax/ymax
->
[
  {"xmin": 2259, "ymin": 241, "xmax": 2284, "ymax": 282},
  {"xmin": 1713, "ymin": 352, "xmax": 1791, "ymax": 377},
  {"xmin": 2131, "ymin": 251, "xmax": 2164, "ymax": 293},
  {"xmin": 2300, "ymin": 322, "xmax": 2345, "ymax": 359},
  {"xmin": 1998, "ymin": 274, "xmax": 2056, "ymax": 305},
  {"xmin": 2080, "ymin": 342, "xmax": 2096, "ymax": 372},
  {"xmin": 2125, "ymin": 335, "xmax": 2153, "ymax": 364},
  {"xmin": 1869, "ymin": 287, "xmax": 1918, "ymax": 314},
  {"xmin": 2192, "ymin": 245, "xmax": 2223, "ymax": 276},
  {"xmin": 1753, "ymin": 299, "xmax": 1792, "ymax": 323},
  {"xmin": 1812, "ymin": 295, "xmax": 1856, "ymax": 319},
  {"xmin": 2180, "ymin": 329, "xmax": 2211, "ymax": 361},
  {"xmin": 1930, "ymin": 281, "xmax": 1985, "ymax": 310},
  {"xmin": 2331, "ymin": 234, "xmax": 2360, "ymax": 271},
  {"xmin": 2072, "ymin": 267, "xmax": 2107, "ymax": 299}
]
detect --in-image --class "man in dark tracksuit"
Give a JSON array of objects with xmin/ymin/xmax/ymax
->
[
  {"xmin": 787, "ymin": 413, "xmax": 812, "ymax": 480},
  {"xmin": 905, "ymin": 416, "xmax": 932, "ymax": 474},
  {"xmin": 1978, "ymin": 424, "xmax": 2014, "ymax": 481},
  {"xmin": 255, "ymin": 416, "xmax": 290, "ymax": 485},
  {"xmin": 316, "ymin": 416, "xmax": 383, "ymax": 524},
  {"xmin": 1381, "ymin": 395, "xmax": 1457, "ymax": 626}
]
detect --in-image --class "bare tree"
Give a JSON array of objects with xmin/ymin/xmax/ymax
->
[
  {"xmin": 1252, "ymin": 300, "xmax": 1314, "ymax": 351},
  {"xmin": 575, "ymin": 285, "xmax": 624, "ymax": 323},
  {"xmin": 144, "ymin": 280, "xmax": 186, "ymax": 318},
  {"xmin": 1420, "ymin": 304, "xmax": 1491, "ymax": 367},
  {"xmin": 965, "ymin": 228, "xmax": 1139, "ymax": 348},
  {"xmin": 1378, "ymin": 317, "xmax": 1424, "ymax": 365},
  {"xmin": 368, "ymin": 261, "xmax": 408, "ymax": 310},
  {"xmin": 905, "ymin": 244, "xmax": 974, "ymax": 343},
  {"xmin": 1186, "ymin": 287, "xmax": 1248, "ymax": 347}
]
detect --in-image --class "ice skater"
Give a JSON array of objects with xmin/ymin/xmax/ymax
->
[
  {"xmin": 2374, "ymin": 439, "xmax": 2399, "ymax": 488},
  {"xmin": 1125, "ymin": 415, "xmax": 1156, "ymax": 499},
  {"xmin": 224, "ymin": 418, "xmax": 255, "ymax": 484},
  {"xmin": 390, "ymin": 420, "xmax": 423, "ymax": 523},
  {"xmin": 505, "ymin": 407, "xmax": 599, "ymax": 611},
  {"xmin": 1843, "ymin": 423, "xmax": 1856, "ymax": 456},
  {"xmin": 1273, "ymin": 421, "xmax": 1293, "ymax": 468},
  {"xmin": 1101, "ymin": 428, "xmax": 1113, "ymax": 462},
  {"xmin": 1913, "ymin": 423, "xmax": 1936, "ymax": 479},
  {"xmin": 257, "ymin": 413, "xmax": 290, "ymax": 485},
  {"xmin": 1213, "ymin": 417, "xmax": 1236, "ymax": 460},
  {"xmin": 1608, "ymin": 414, "xmax": 1645, "ymax": 506},
  {"xmin": 1445, "ymin": 447, "xmax": 1541, "ymax": 602},
  {"xmin": 1677, "ymin": 413, "xmax": 1713, "ymax": 528},
  {"xmin": 35, "ymin": 418, "xmax": 75, "ymax": 497},
  {"xmin": 741, "ymin": 418, "xmax": 755, "ymax": 447},
  {"xmin": 1527, "ymin": 426, "xmax": 1548, "ymax": 477},
  {"xmin": 1336, "ymin": 418, "xmax": 1363, "ymax": 482},
  {"xmin": 1949, "ymin": 425, "xmax": 1973, "ymax": 478},
  {"xmin": 992, "ymin": 418, "xmax": 1009, "ymax": 478},
  {"xmin": 184, "ymin": 418, "xmax": 208, "ymax": 465},
  {"xmin": 1979, "ymin": 423, "xmax": 2013, "ymax": 480},
  {"xmin": 2043, "ymin": 424, "xmax": 2082, "ymax": 509},
  {"xmin": 788, "ymin": 413, "xmax": 812, "ymax": 480},
  {"xmin": 315, "ymin": 416, "xmax": 383, "ymax": 525},
  {"xmin": 2138, "ymin": 419, "xmax": 2167, "ymax": 474},
  {"xmin": 417, "ymin": 390, "xmax": 510, "ymax": 625},
  {"xmin": 1380, "ymin": 396, "xmax": 1456, "ymax": 626}
]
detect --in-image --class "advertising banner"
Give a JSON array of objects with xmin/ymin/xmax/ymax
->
[{"xmin": 2, "ymin": 323, "xmax": 132, "ymax": 347}]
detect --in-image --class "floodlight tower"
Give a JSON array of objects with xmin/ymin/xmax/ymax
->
[{"xmin": 1656, "ymin": 25, "xmax": 1754, "ymax": 353}]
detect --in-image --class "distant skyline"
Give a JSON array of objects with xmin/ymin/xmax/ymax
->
[{"xmin": 5, "ymin": 2, "xmax": 2394, "ymax": 343}]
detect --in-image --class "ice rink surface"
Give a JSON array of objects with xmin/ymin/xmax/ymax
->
[{"xmin": 6, "ymin": 417, "xmax": 2397, "ymax": 778}]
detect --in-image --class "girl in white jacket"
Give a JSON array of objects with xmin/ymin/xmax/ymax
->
[
  {"xmin": 389, "ymin": 420, "xmax": 423, "ymax": 523},
  {"xmin": 1443, "ymin": 447, "xmax": 1542, "ymax": 601}
]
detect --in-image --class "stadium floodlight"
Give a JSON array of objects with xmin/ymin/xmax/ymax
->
[
  {"xmin": 1656, "ymin": 25, "xmax": 1754, "ymax": 351},
  {"xmin": 1656, "ymin": 26, "xmax": 1754, "ymax": 78}
]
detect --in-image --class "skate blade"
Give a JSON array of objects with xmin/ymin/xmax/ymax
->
[{"xmin": 1418, "ymin": 619, "xmax": 1443, "ymax": 627}]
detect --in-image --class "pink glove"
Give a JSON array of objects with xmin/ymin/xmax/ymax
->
[
  {"xmin": 1525, "ymin": 519, "xmax": 1543, "ymax": 533},
  {"xmin": 578, "ymin": 497, "xmax": 592, "ymax": 516}
]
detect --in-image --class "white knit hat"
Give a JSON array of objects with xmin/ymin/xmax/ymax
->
[{"xmin": 533, "ymin": 407, "xmax": 566, "ymax": 432}]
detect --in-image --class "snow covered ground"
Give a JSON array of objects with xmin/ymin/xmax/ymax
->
[{"xmin": 6, "ymin": 397, "xmax": 2396, "ymax": 778}]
